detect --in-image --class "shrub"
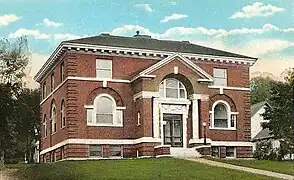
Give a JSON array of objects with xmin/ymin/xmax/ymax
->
[{"xmin": 253, "ymin": 140, "xmax": 280, "ymax": 160}]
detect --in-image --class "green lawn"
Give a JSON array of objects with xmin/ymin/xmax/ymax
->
[
  {"xmin": 208, "ymin": 158, "xmax": 294, "ymax": 176},
  {"xmin": 13, "ymin": 158, "xmax": 277, "ymax": 180}
]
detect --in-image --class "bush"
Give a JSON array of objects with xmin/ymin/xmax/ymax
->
[{"xmin": 253, "ymin": 140, "xmax": 280, "ymax": 160}]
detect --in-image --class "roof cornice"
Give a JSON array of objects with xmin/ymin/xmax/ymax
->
[{"xmin": 34, "ymin": 42, "xmax": 258, "ymax": 82}]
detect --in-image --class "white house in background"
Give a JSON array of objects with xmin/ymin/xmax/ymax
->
[
  {"xmin": 251, "ymin": 101, "xmax": 269, "ymax": 139},
  {"xmin": 250, "ymin": 101, "xmax": 279, "ymax": 151}
]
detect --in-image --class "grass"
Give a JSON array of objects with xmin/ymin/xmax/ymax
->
[
  {"xmin": 13, "ymin": 157, "xmax": 277, "ymax": 180},
  {"xmin": 208, "ymin": 158, "xmax": 294, "ymax": 176}
]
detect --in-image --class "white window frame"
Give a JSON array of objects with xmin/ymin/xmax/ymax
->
[
  {"xmin": 89, "ymin": 145, "xmax": 103, "ymax": 158},
  {"xmin": 209, "ymin": 100, "xmax": 238, "ymax": 130},
  {"xmin": 225, "ymin": 146, "xmax": 236, "ymax": 158},
  {"xmin": 61, "ymin": 100, "xmax": 66, "ymax": 128},
  {"xmin": 85, "ymin": 94, "xmax": 124, "ymax": 127},
  {"xmin": 96, "ymin": 59, "xmax": 112, "ymax": 79},
  {"xmin": 51, "ymin": 103, "xmax": 57, "ymax": 133},
  {"xmin": 43, "ymin": 115, "xmax": 47, "ymax": 138},
  {"xmin": 213, "ymin": 68, "xmax": 227, "ymax": 87},
  {"xmin": 109, "ymin": 145, "xmax": 123, "ymax": 158},
  {"xmin": 137, "ymin": 111, "xmax": 141, "ymax": 126},
  {"xmin": 159, "ymin": 78, "xmax": 187, "ymax": 99}
]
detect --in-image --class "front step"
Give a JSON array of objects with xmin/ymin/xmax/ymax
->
[{"xmin": 170, "ymin": 147, "xmax": 202, "ymax": 158}]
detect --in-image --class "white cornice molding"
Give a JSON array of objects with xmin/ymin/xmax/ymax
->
[
  {"xmin": 208, "ymin": 85, "xmax": 250, "ymax": 91},
  {"xmin": 34, "ymin": 42, "xmax": 258, "ymax": 82},
  {"xmin": 40, "ymin": 137, "xmax": 161, "ymax": 155},
  {"xmin": 131, "ymin": 53, "xmax": 214, "ymax": 82}
]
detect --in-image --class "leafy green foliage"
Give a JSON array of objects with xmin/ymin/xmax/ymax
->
[
  {"xmin": 0, "ymin": 37, "xmax": 40, "ymax": 164},
  {"xmin": 253, "ymin": 140, "xmax": 279, "ymax": 160},
  {"xmin": 250, "ymin": 77, "xmax": 275, "ymax": 104},
  {"xmin": 262, "ymin": 72, "xmax": 294, "ymax": 158}
]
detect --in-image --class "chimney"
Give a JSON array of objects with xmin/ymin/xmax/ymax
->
[{"xmin": 133, "ymin": 31, "xmax": 152, "ymax": 38}]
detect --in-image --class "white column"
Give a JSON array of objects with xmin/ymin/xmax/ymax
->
[
  {"xmin": 183, "ymin": 104, "xmax": 189, "ymax": 148},
  {"xmin": 153, "ymin": 98, "xmax": 160, "ymax": 138},
  {"xmin": 192, "ymin": 99, "xmax": 199, "ymax": 139}
]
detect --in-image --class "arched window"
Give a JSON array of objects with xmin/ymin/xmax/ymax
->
[
  {"xmin": 43, "ymin": 115, "xmax": 47, "ymax": 137},
  {"xmin": 214, "ymin": 103, "xmax": 228, "ymax": 128},
  {"xmin": 86, "ymin": 94, "xmax": 124, "ymax": 127},
  {"xmin": 95, "ymin": 96, "xmax": 114, "ymax": 124},
  {"xmin": 159, "ymin": 78, "xmax": 187, "ymax": 99},
  {"xmin": 210, "ymin": 100, "xmax": 238, "ymax": 129},
  {"xmin": 51, "ymin": 103, "xmax": 57, "ymax": 133},
  {"xmin": 61, "ymin": 100, "xmax": 65, "ymax": 128}
]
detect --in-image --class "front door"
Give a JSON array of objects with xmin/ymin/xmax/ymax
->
[{"xmin": 163, "ymin": 114, "xmax": 183, "ymax": 147}]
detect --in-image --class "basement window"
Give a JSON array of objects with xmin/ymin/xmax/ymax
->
[
  {"xmin": 109, "ymin": 145, "xmax": 122, "ymax": 157},
  {"xmin": 89, "ymin": 145, "xmax": 102, "ymax": 157},
  {"xmin": 226, "ymin": 147, "xmax": 235, "ymax": 158}
]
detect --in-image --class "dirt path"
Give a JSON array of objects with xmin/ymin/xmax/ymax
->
[{"xmin": 0, "ymin": 169, "xmax": 17, "ymax": 180}]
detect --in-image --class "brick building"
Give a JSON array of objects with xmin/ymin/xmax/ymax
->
[{"xmin": 34, "ymin": 33, "xmax": 257, "ymax": 162}]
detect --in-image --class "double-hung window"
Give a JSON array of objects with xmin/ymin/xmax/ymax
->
[
  {"xmin": 96, "ymin": 59, "xmax": 112, "ymax": 78},
  {"xmin": 213, "ymin": 68, "xmax": 227, "ymax": 86}
]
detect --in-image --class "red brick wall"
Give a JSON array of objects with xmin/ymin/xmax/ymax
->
[{"xmin": 40, "ymin": 51, "xmax": 251, "ymax": 153}]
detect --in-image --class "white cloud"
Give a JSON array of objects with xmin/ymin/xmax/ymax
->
[
  {"xmin": 230, "ymin": 2, "xmax": 284, "ymax": 19},
  {"xmin": 0, "ymin": 14, "xmax": 21, "ymax": 26},
  {"xmin": 110, "ymin": 23, "xmax": 288, "ymax": 40},
  {"xmin": 169, "ymin": 1, "xmax": 176, "ymax": 5},
  {"xmin": 160, "ymin": 13, "xmax": 188, "ymax": 23},
  {"xmin": 134, "ymin": 4, "xmax": 153, "ymax": 12},
  {"xmin": 229, "ymin": 39, "xmax": 294, "ymax": 57},
  {"xmin": 53, "ymin": 33, "xmax": 82, "ymax": 40},
  {"xmin": 8, "ymin": 28, "xmax": 51, "ymax": 39},
  {"xmin": 43, "ymin": 18, "xmax": 63, "ymax": 27}
]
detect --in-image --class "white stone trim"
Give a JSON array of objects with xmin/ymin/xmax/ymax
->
[
  {"xmin": 189, "ymin": 138, "xmax": 213, "ymax": 144},
  {"xmin": 211, "ymin": 141, "xmax": 253, "ymax": 147},
  {"xmin": 154, "ymin": 145, "xmax": 171, "ymax": 149},
  {"xmin": 189, "ymin": 94, "xmax": 209, "ymax": 100},
  {"xmin": 133, "ymin": 91, "xmax": 159, "ymax": 101},
  {"xmin": 132, "ymin": 53, "xmax": 214, "ymax": 82},
  {"xmin": 67, "ymin": 76, "xmax": 130, "ymax": 83},
  {"xmin": 40, "ymin": 137, "xmax": 161, "ymax": 155},
  {"xmin": 191, "ymin": 98, "xmax": 199, "ymax": 139},
  {"xmin": 34, "ymin": 43, "xmax": 257, "ymax": 82},
  {"xmin": 40, "ymin": 76, "xmax": 130, "ymax": 105},
  {"xmin": 208, "ymin": 85, "xmax": 250, "ymax": 91},
  {"xmin": 40, "ymin": 77, "xmax": 68, "ymax": 105}
]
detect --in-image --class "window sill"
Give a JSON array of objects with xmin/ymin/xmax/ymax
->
[
  {"xmin": 136, "ymin": 124, "xmax": 141, "ymax": 127},
  {"xmin": 209, "ymin": 127, "xmax": 236, "ymax": 131},
  {"xmin": 51, "ymin": 132, "xmax": 57, "ymax": 135},
  {"xmin": 87, "ymin": 123, "xmax": 123, "ymax": 127},
  {"xmin": 61, "ymin": 126, "xmax": 66, "ymax": 130}
]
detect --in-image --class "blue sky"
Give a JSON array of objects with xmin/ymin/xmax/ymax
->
[{"xmin": 1, "ymin": 0, "xmax": 294, "ymax": 83}]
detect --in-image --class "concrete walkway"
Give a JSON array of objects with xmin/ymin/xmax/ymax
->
[{"xmin": 185, "ymin": 158, "xmax": 294, "ymax": 180}]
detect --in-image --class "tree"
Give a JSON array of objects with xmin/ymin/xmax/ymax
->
[
  {"xmin": 250, "ymin": 76, "xmax": 275, "ymax": 104},
  {"xmin": 15, "ymin": 88, "xmax": 41, "ymax": 163},
  {"xmin": 0, "ymin": 37, "xmax": 29, "ymax": 163},
  {"xmin": 262, "ymin": 71, "xmax": 294, "ymax": 159}
]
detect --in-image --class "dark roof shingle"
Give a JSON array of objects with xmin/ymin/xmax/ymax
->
[
  {"xmin": 253, "ymin": 128, "xmax": 274, "ymax": 141},
  {"xmin": 251, "ymin": 101, "xmax": 267, "ymax": 117},
  {"xmin": 64, "ymin": 34, "xmax": 257, "ymax": 59}
]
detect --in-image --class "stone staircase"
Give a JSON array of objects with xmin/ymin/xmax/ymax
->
[{"xmin": 170, "ymin": 147, "xmax": 202, "ymax": 158}]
